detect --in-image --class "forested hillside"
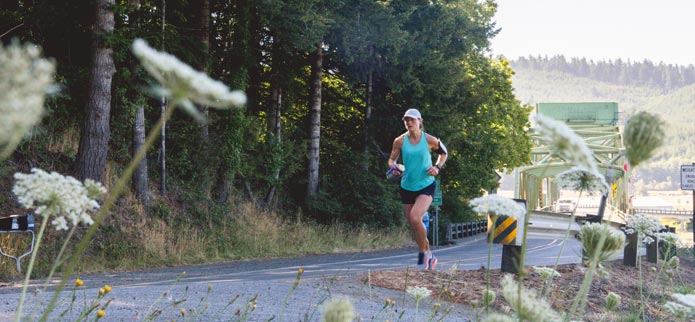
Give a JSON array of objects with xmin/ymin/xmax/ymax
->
[
  {"xmin": 510, "ymin": 55, "xmax": 695, "ymax": 191},
  {"xmin": 0, "ymin": 1, "xmax": 530, "ymax": 238}
]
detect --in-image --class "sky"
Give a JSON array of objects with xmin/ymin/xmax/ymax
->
[{"xmin": 490, "ymin": 0, "xmax": 695, "ymax": 66}]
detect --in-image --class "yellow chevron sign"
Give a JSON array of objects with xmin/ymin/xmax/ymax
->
[{"xmin": 488, "ymin": 215, "xmax": 517, "ymax": 245}]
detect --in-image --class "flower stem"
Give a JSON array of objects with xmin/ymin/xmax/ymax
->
[
  {"xmin": 27, "ymin": 225, "xmax": 77, "ymax": 320},
  {"xmin": 485, "ymin": 216, "xmax": 497, "ymax": 315},
  {"xmin": 15, "ymin": 214, "xmax": 50, "ymax": 322},
  {"xmin": 39, "ymin": 103, "xmax": 176, "ymax": 322},
  {"xmin": 566, "ymin": 230, "xmax": 607, "ymax": 321},
  {"xmin": 543, "ymin": 189, "xmax": 584, "ymax": 298}
]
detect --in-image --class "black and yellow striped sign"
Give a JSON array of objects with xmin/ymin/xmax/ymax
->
[{"xmin": 488, "ymin": 215, "xmax": 517, "ymax": 245}]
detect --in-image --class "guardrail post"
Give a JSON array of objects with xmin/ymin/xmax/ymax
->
[
  {"xmin": 623, "ymin": 231, "xmax": 638, "ymax": 267},
  {"xmin": 646, "ymin": 234, "xmax": 658, "ymax": 263},
  {"xmin": 488, "ymin": 212, "xmax": 524, "ymax": 274},
  {"xmin": 501, "ymin": 245, "xmax": 522, "ymax": 273}
]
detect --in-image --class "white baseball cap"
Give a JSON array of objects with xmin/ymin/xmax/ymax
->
[{"xmin": 402, "ymin": 108, "xmax": 422, "ymax": 120}]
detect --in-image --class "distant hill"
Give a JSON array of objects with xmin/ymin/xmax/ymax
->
[{"xmin": 509, "ymin": 55, "xmax": 695, "ymax": 192}]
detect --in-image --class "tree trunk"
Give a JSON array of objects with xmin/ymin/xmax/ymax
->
[
  {"xmin": 0, "ymin": 1, "xmax": 18, "ymax": 10},
  {"xmin": 362, "ymin": 68, "xmax": 373, "ymax": 171},
  {"xmin": 306, "ymin": 43, "xmax": 323, "ymax": 198},
  {"xmin": 193, "ymin": 0, "xmax": 211, "ymax": 195},
  {"xmin": 76, "ymin": 0, "xmax": 115, "ymax": 183},
  {"xmin": 127, "ymin": 0, "xmax": 149, "ymax": 207},
  {"xmin": 132, "ymin": 105, "xmax": 149, "ymax": 207},
  {"xmin": 362, "ymin": 45, "xmax": 374, "ymax": 172},
  {"xmin": 265, "ymin": 86, "xmax": 282, "ymax": 205}
]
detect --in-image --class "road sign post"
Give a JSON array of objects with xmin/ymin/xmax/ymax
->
[
  {"xmin": 680, "ymin": 164, "xmax": 695, "ymax": 249},
  {"xmin": 430, "ymin": 180, "xmax": 442, "ymax": 246}
]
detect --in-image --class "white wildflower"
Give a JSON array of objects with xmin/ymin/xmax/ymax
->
[
  {"xmin": 533, "ymin": 266, "xmax": 561, "ymax": 280},
  {"xmin": 481, "ymin": 313, "xmax": 515, "ymax": 322},
  {"xmin": 555, "ymin": 167, "xmax": 609, "ymax": 194},
  {"xmin": 580, "ymin": 223, "xmax": 626, "ymax": 265},
  {"xmin": 131, "ymin": 38, "xmax": 246, "ymax": 121},
  {"xmin": 624, "ymin": 214, "xmax": 663, "ymax": 245},
  {"xmin": 483, "ymin": 289, "xmax": 496, "ymax": 307},
  {"xmin": 0, "ymin": 40, "xmax": 56, "ymax": 157},
  {"xmin": 664, "ymin": 301, "xmax": 695, "ymax": 319},
  {"xmin": 533, "ymin": 113, "xmax": 598, "ymax": 174},
  {"xmin": 666, "ymin": 256, "xmax": 680, "ymax": 271},
  {"xmin": 623, "ymin": 111, "xmax": 665, "ymax": 168},
  {"xmin": 656, "ymin": 232, "xmax": 684, "ymax": 248},
  {"xmin": 12, "ymin": 168, "xmax": 106, "ymax": 230},
  {"xmin": 500, "ymin": 274, "xmax": 562, "ymax": 321},
  {"xmin": 605, "ymin": 292, "xmax": 621, "ymax": 311},
  {"xmin": 406, "ymin": 286, "xmax": 432, "ymax": 301},
  {"xmin": 470, "ymin": 194, "xmax": 526, "ymax": 219},
  {"xmin": 322, "ymin": 297, "xmax": 355, "ymax": 322},
  {"xmin": 671, "ymin": 293, "xmax": 695, "ymax": 309},
  {"xmin": 446, "ymin": 262, "xmax": 459, "ymax": 276}
]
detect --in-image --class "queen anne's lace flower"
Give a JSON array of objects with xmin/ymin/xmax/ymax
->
[
  {"xmin": 13, "ymin": 168, "xmax": 106, "ymax": 230},
  {"xmin": 656, "ymin": 232, "xmax": 684, "ymax": 248},
  {"xmin": 533, "ymin": 114, "xmax": 598, "ymax": 174},
  {"xmin": 555, "ymin": 167, "xmax": 609, "ymax": 194},
  {"xmin": 322, "ymin": 297, "xmax": 355, "ymax": 322},
  {"xmin": 470, "ymin": 194, "xmax": 526, "ymax": 219},
  {"xmin": 605, "ymin": 292, "xmax": 621, "ymax": 311},
  {"xmin": 482, "ymin": 313, "xmax": 516, "ymax": 322},
  {"xmin": 624, "ymin": 214, "xmax": 663, "ymax": 245},
  {"xmin": 671, "ymin": 293, "xmax": 695, "ymax": 309},
  {"xmin": 664, "ymin": 301, "xmax": 694, "ymax": 318},
  {"xmin": 533, "ymin": 266, "xmax": 561, "ymax": 280},
  {"xmin": 131, "ymin": 39, "xmax": 246, "ymax": 121},
  {"xmin": 580, "ymin": 223, "xmax": 626, "ymax": 266},
  {"xmin": 500, "ymin": 274, "xmax": 561, "ymax": 321},
  {"xmin": 406, "ymin": 286, "xmax": 432, "ymax": 301},
  {"xmin": 664, "ymin": 294, "xmax": 695, "ymax": 319},
  {"xmin": 0, "ymin": 40, "xmax": 56, "ymax": 156},
  {"xmin": 482, "ymin": 289, "xmax": 496, "ymax": 306},
  {"xmin": 623, "ymin": 111, "xmax": 665, "ymax": 168}
]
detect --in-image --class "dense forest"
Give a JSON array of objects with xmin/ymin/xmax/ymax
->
[
  {"xmin": 508, "ymin": 55, "xmax": 695, "ymax": 192},
  {"xmin": 0, "ymin": 0, "xmax": 531, "ymax": 232},
  {"xmin": 513, "ymin": 55, "xmax": 695, "ymax": 91}
]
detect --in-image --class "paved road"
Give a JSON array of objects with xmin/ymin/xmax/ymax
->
[{"xmin": 0, "ymin": 236, "xmax": 585, "ymax": 321}]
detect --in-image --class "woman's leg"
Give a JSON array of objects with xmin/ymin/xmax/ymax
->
[{"xmin": 407, "ymin": 194, "xmax": 433, "ymax": 253}]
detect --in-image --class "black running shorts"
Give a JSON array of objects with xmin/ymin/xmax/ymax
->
[{"xmin": 400, "ymin": 181, "xmax": 436, "ymax": 204}]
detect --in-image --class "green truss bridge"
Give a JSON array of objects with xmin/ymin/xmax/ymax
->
[{"xmin": 514, "ymin": 102, "xmax": 629, "ymax": 216}]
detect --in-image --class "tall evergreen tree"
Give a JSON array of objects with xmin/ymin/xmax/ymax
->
[{"xmin": 76, "ymin": 0, "xmax": 116, "ymax": 182}]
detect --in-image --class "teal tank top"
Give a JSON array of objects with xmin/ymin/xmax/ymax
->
[{"xmin": 400, "ymin": 132, "xmax": 434, "ymax": 191}]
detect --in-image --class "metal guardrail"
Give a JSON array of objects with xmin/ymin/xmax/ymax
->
[
  {"xmin": 0, "ymin": 214, "xmax": 36, "ymax": 273},
  {"xmin": 445, "ymin": 220, "xmax": 487, "ymax": 241},
  {"xmin": 632, "ymin": 208, "xmax": 693, "ymax": 216}
]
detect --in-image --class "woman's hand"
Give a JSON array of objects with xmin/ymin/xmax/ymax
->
[{"xmin": 426, "ymin": 166, "xmax": 440, "ymax": 176}]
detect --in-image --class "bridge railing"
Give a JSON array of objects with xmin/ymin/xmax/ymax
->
[
  {"xmin": 632, "ymin": 208, "xmax": 694, "ymax": 216},
  {"xmin": 445, "ymin": 220, "xmax": 487, "ymax": 242}
]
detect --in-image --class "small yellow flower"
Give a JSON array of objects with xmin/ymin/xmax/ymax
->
[
  {"xmin": 434, "ymin": 303, "xmax": 441, "ymax": 309},
  {"xmin": 75, "ymin": 278, "xmax": 84, "ymax": 287},
  {"xmin": 180, "ymin": 308, "xmax": 186, "ymax": 316},
  {"xmin": 385, "ymin": 298, "xmax": 391, "ymax": 305},
  {"xmin": 99, "ymin": 288, "xmax": 105, "ymax": 296},
  {"xmin": 104, "ymin": 285, "xmax": 112, "ymax": 293},
  {"xmin": 297, "ymin": 268, "xmax": 304, "ymax": 276},
  {"xmin": 97, "ymin": 309, "xmax": 105, "ymax": 318},
  {"xmin": 450, "ymin": 291, "xmax": 455, "ymax": 298}
]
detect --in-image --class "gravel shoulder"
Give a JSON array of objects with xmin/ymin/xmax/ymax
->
[{"xmin": 0, "ymin": 245, "xmax": 478, "ymax": 321}]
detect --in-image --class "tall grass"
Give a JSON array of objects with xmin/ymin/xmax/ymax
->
[{"xmin": 0, "ymin": 194, "xmax": 412, "ymax": 278}]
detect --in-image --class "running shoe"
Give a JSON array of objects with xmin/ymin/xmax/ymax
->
[
  {"xmin": 426, "ymin": 252, "xmax": 438, "ymax": 270},
  {"xmin": 416, "ymin": 252, "xmax": 427, "ymax": 270}
]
